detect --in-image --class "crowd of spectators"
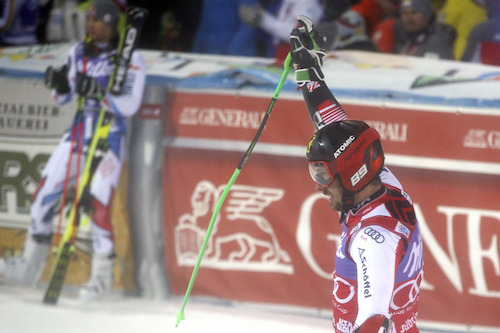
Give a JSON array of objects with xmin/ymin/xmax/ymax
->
[{"xmin": 1, "ymin": 0, "xmax": 499, "ymax": 66}]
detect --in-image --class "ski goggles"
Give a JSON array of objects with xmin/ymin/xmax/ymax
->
[{"xmin": 308, "ymin": 161, "xmax": 336, "ymax": 188}]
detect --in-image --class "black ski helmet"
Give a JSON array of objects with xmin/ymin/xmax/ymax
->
[
  {"xmin": 86, "ymin": 0, "xmax": 120, "ymax": 29},
  {"xmin": 306, "ymin": 120, "xmax": 385, "ymax": 193}
]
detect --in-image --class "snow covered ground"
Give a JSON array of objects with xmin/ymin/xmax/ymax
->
[
  {"xmin": 0, "ymin": 284, "xmax": 333, "ymax": 333},
  {"xmin": 1, "ymin": 284, "xmax": 499, "ymax": 333}
]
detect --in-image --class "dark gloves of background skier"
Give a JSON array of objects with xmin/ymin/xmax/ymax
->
[
  {"xmin": 76, "ymin": 73, "xmax": 105, "ymax": 99},
  {"xmin": 44, "ymin": 64, "xmax": 105, "ymax": 99},
  {"xmin": 44, "ymin": 64, "xmax": 70, "ymax": 94}
]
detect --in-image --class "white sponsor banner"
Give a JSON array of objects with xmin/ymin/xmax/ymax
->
[
  {"xmin": 1, "ymin": 44, "xmax": 500, "ymax": 108},
  {"xmin": 0, "ymin": 76, "xmax": 77, "ymax": 138}
]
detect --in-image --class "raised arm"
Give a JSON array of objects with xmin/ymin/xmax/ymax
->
[{"xmin": 289, "ymin": 15, "xmax": 347, "ymax": 130}]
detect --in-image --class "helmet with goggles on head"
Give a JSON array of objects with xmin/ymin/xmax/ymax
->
[{"xmin": 306, "ymin": 120, "xmax": 385, "ymax": 211}]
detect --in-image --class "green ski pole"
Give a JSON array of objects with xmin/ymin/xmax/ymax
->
[{"xmin": 175, "ymin": 53, "xmax": 293, "ymax": 327}]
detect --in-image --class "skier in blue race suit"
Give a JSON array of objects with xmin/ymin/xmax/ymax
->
[{"xmin": 0, "ymin": 0, "xmax": 145, "ymax": 301}]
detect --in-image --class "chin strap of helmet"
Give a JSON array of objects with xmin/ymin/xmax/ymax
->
[
  {"xmin": 340, "ymin": 180, "xmax": 386, "ymax": 215},
  {"xmin": 340, "ymin": 190, "xmax": 355, "ymax": 214}
]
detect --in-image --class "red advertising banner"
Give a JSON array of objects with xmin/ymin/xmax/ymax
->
[
  {"xmin": 162, "ymin": 90, "xmax": 500, "ymax": 329},
  {"xmin": 166, "ymin": 91, "xmax": 500, "ymax": 165}
]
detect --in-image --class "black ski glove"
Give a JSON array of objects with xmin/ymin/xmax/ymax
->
[
  {"xmin": 290, "ymin": 15, "xmax": 327, "ymax": 86},
  {"xmin": 44, "ymin": 64, "xmax": 70, "ymax": 94},
  {"xmin": 76, "ymin": 73, "xmax": 105, "ymax": 99}
]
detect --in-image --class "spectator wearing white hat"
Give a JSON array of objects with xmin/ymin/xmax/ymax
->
[{"xmin": 318, "ymin": 9, "xmax": 379, "ymax": 51}]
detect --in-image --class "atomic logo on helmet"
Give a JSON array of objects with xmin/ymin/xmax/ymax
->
[{"xmin": 306, "ymin": 120, "xmax": 385, "ymax": 193}]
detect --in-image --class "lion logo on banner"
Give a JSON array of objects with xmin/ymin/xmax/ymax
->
[{"xmin": 175, "ymin": 180, "xmax": 293, "ymax": 274}]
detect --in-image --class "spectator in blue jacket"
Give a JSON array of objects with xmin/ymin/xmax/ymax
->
[
  {"xmin": 461, "ymin": 0, "xmax": 500, "ymax": 65},
  {"xmin": 192, "ymin": 0, "xmax": 260, "ymax": 56},
  {"xmin": 0, "ymin": 0, "xmax": 41, "ymax": 46}
]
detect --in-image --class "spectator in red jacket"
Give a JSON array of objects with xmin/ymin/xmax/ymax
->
[{"xmin": 374, "ymin": 0, "xmax": 456, "ymax": 59}]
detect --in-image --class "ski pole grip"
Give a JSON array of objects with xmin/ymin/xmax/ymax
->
[{"xmin": 284, "ymin": 52, "xmax": 293, "ymax": 70}]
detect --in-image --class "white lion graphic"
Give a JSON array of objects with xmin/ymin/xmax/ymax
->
[{"xmin": 175, "ymin": 180, "xmax": 293, "ymax": 274}]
